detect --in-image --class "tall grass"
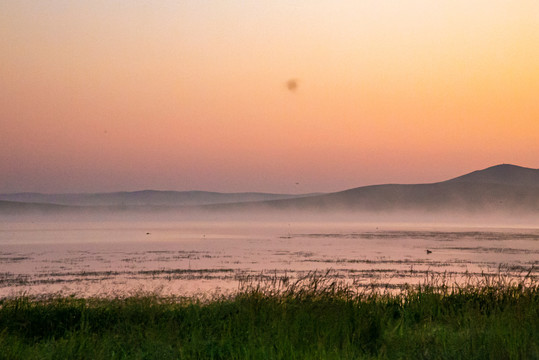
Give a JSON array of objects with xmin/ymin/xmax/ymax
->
[{"xmin": 1, "ymin": 271, "xmax": 538, "ymax": 359}]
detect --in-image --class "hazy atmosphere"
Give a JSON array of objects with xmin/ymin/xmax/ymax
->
[
  {"xmin": 2, "ymin": 4, "xmax": 539, "ymax": 357},
  {"xmin": 2, "ymin": 1, "xmax": 539, "ymax": 194}
]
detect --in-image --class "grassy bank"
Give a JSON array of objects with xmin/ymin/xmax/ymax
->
[{"xmin": 1, "ymin": 273, "xmax": 538, "ymax": 359}]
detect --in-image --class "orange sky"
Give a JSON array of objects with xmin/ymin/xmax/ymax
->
[{"xmin": 1, "ymin": 1, "xmax": 539, "ymax": 193}]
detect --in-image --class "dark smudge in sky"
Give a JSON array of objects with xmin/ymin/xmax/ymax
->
[{"xmin": 286, "ymin": 79, "xmax": 298, "ymax": 92}]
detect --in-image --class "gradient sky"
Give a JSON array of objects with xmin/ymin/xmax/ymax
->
[{"xmin": 2, "ymin": 1, "xmax": 539, "ymax": 194}]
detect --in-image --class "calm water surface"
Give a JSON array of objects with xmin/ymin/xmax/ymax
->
[{"xmin": 1, "ymin": 221, "xmax": 538, "ymax": 298}]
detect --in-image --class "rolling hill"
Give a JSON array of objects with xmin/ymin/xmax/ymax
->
[
  {"xmin": 202, "ymin": 164, "xmax": 539, "ymax": 215},
  {"xmin": 0, "ymin": 190, "xmax": 316, "ymax": 207},
  {"xmin": 1, "ymin": 164, "xmax": 538, "ymax": 217},
  {"xmin": 446, "ymin": 164, "xmax": 539, "ymax": 187},
  {"xmin": 0, "ymin": 200, "xmax": 74, "ymax": 214}
]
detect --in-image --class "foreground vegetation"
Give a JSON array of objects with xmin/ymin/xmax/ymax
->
[{"xmin": 1, "ymin": 273, "xmax": 538, "ymax": 359}]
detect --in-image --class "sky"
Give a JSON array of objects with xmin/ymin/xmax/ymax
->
[{"xmin": 1, "ymin": 1, "xmax": 539, "ymax": 194}]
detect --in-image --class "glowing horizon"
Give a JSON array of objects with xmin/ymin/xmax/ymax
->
[{"xmin": 1, "ymin": 1, "xmax": 538, "ymax": 194}]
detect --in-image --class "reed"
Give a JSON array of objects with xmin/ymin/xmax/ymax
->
[{"xmin": 1, "ymin": 271, "xmax": 537, "ymax": 359}]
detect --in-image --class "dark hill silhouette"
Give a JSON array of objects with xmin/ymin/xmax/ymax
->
[
  {"xmin": 0, "ymin": 190, "xmax": 316, "ymax": 207},
  {"xmin": 201, "ymin": 164, "xmax": 539, "ymax": 214},
  {"xmin": 446, "ymin": 164, "xmax": 539, "ymax": 187},
  {"xmin": 205, "ymin": 182, "xmax": 539, "ymax": 214},
  {"xmin": 0, "ymin": 200, "xmax": 74, "ymax": 214},
  {"xmin": 1, "ymin": 164, "xmax": 538, "ymax": 216}
]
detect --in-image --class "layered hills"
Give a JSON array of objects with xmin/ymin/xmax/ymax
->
[
  {"xmin": 1, "ymin": 164, "xmax": 538, "ymax": 217},
  {"xmin": 243, "ymin": 164, "xmax": 539, "ymax": 213},
  {"xmin": 0, "ymin": 190, "xmax": 310, "ymax": 207}
]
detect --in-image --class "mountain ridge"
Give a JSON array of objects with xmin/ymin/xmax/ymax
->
[
  {"xmin": 1, "ymin": 164, "xmax": 538, "ymax": 216},
  {"xmin": 0, "ymin": 190, "xmax": 318, "ymax": 207},
  {"xmin": 198, "ymin": 164, "xmax": 539, "ymax": 214},
  {"xmin": 445, "ymin": 164, "xmax": 539, "ymax": 187}
]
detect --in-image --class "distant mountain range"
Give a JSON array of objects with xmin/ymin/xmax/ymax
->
[
  {"xmin": 198, "ymin": 164, "xmax": 539, "ymax": 215},
  {"xmin": 1, "ymin": 164, "xmax": 538, "ymax": 216},
  {"xmin": 0, "ymin": 190, "xmax": 313, "ymax": 207},
  {"xmin": 445, "ymin": 164, "xmax": 539, "ymax": 187}
]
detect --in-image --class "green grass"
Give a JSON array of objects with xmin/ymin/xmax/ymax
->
[{"xmin": 1, "ymin": 273, "xmax": 538, "ymax": 359}]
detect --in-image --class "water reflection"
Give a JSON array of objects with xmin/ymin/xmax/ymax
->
[{"xmin": 1, "ymin": 222, "xmax": 538, "ymax": 298}]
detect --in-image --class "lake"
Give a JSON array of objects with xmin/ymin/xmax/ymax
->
[{"xmin": 1, "ymin": 220, "xmax": 538, "ymax": 298}]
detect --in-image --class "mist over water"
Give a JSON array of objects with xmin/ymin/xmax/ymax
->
[
  {"xmin": 3, "ymin": 164, "xmax": 539, "ymax": 297},
  {"xmin": 1, "ymin": 213, "xmax": 538, "ymax": 298}
]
